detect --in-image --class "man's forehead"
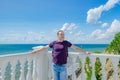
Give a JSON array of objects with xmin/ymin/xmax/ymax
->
[{"xmin": 59, "ymin": 32, "xmax": 64, "ymax": 34}]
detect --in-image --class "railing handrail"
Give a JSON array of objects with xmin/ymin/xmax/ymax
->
[
  {"xmin": 0, "ymin": 50, "xmax": 120, "ymax": 59},
  {"xmin": 0, "ymin": 52, "xmax": 29, "ymax": 58},
  {"xmin": 49, "ymin": 51, "xmax": 120, "ymax": 57}
]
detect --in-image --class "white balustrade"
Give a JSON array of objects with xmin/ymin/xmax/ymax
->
[{"xmin": 0, "ymin": 46, "xmax": 120, "ymax": 80}]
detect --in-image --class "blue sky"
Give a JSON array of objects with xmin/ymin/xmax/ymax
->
[{"xmin": 0, "ymin": 0, "xmax": 120, "ymax": 44}]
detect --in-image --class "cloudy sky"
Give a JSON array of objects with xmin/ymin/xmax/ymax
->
[{"xmin": 0, "ymin": 0, "xmax": 120, "ymax": 44}]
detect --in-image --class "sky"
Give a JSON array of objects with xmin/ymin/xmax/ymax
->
[{"xmin": 0, "ymin": 0, "xmax": 120, "ymax": 44}]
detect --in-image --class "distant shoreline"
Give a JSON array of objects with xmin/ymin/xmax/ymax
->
[
  {"xmin": 0, "ymin": 43, "xmax": 109, "ymax": 45},
  {"xmin": 0, "ymin": 44, "xmax": 108, "ymax": 55}
]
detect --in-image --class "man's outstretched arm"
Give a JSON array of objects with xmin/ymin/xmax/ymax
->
[
  {"xmin": 71, "ymin": 45, "xmax": 91, "ymax": 55},
  {"xmin": 31, "ymin": 45, "xmax": 49, "ymax": 54}
]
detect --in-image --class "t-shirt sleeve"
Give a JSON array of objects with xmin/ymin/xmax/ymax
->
[
  {"xmin": 66, "ymin": 41, "xmax": 72, "ymax": 47},
  {"xmin": 49, "ymin": 41, "xmax": 54, "ymax": 48}
]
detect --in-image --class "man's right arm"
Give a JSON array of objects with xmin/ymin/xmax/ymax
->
[{"xmin": 31, "ymin": 45, "xmax": 50, "ymax": 54}]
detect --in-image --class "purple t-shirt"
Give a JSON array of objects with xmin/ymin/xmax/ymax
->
[{"xmin": 49, "ymin": 40, "xmax": 72, "ymax": 64}]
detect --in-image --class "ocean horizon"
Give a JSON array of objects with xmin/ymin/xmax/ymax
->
[{"xmin": 0, "ymin": 44, "xmax": 109, "ymax": 55}]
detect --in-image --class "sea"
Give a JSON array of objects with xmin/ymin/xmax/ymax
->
[{"xmin": 0, "ymin": 44, "xmax": 109, "ymax": 55}]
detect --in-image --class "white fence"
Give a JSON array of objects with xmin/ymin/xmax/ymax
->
[{"xmin": 0, "ymin": 46, "xmax": 120, "ymax": 80}]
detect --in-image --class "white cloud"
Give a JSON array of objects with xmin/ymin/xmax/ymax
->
[
  {"xmin": 67, "ymin": 20, "xmax": 120, "ymax": 43},
  {"xmin": 102, "ymin": 23, "xmax": 109, "ymax": 28},
  {"xmin": 60, "ymin": 23, "xmax": 85, "ymax": 37},
  {"xmin": 90, "ymin": 29, "xmax": 103, "ymax": 39},
  {"xmin": 90, "ymin": 19, "xmax": 120, "ymax": 40},
  {"xmin": 24, "ymin": 31, "xmax": 47, "ymax": 43},
  {"xmin": 66, "ymin": 23, "xmax": 77, "ymax": 30},
  {"xmin": 0, "ymin": 31, "xmax": 52, "ymax": 44},
  {"xmin": 87, "ymin": 5, "xmax": 104, "ymax": 24},
  {"xmin": 1, "ymin": 19, "xmax": 119, "ymax": 44},
  {"xmin": 0, "ymin": 33, "xmax": 24, "ymax": 43},
  {"xmin": 60, "ymin": 23, "xmax": 77, "ymax": 31},
  {"xmin": 87, "ymin": 0, "xmax": 119, "ymax": 24},
  {"xmin": 59, "ymin": 23, "xmax": 87, "ymax": 43},
  {"xmin": 69, "ymin": 31, "xmax": 73, "ymax": 34},
  {"xmin": 60, "ymin": 23, "xmax": 69, "ymax": 31},
  {"xmin": 104, "ymin": 0, "xmax": 119, "ymax": 10},
  {"xmin": 105, "ymin": 19, "xmax": 120, "ymax": 36},
  {"xmin": 75, "ymin": 30, "xmax": 84, "ymax": 36},
  {"xmin": 27, "ymin": 31, "xmax": 36, "ymax": 35}
]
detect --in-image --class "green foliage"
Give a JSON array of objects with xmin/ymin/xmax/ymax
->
[
  {"xmin": 95, "ymin": 58, "xmax": 102, "ymax": 80},
  {"xmin": 82, "ymin": 57, "xmax": 103, "ymax": 80},
  {"xmin": 105, "ymin": 32, "xmax": 120, "ymax": 54},
  {"xmin": 118, "ymin": 60, "xmax": 120, "ymax": 67},
  {"xmin": 79, "ymin": 61, "xmax": 82, "ymax": 69},
  {"xmin": 84, "ymin": 57, "xmax": 92, "ymax": 80},
  {"xmin": 94, "ymin": 51, "xmax": 102, "ymax": 54}
]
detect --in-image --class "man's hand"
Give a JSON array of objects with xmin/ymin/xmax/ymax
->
[
  {"xmin": 31, "ymin": 49, "xmax": 39, "ymax": 54},
  {"xmin": 30, "ymin": 45, "xmax": 50, "ymax": 54},
  {"xmin": 85, "ymin": 51, "xmax": 92, "ymax": 55}
]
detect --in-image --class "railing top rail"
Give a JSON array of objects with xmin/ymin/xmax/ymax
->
[
  {"xmin": 48, "ymin": 51, "xmax": 120, "ymax": 58},
  {"xmin": 0, "ymin": 50, "xmax": 119, "ymax": 59},
  {"xmin": 0, "ymin": 52, "xmax": 30, "ymax": 58}
]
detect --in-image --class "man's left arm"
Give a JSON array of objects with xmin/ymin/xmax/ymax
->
[{"xmin": 70, "ymin": 45, "xmax": 91, "ymax": 55}]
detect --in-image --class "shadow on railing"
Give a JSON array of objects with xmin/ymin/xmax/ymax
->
[{"xmin": 0, "ymin": 46, "xmax": 120, "ymax": 80}]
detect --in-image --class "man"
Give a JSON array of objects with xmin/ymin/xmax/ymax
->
[{"xmin": 31, "ymin": 30, "xmax": 91, "ymax": 80}]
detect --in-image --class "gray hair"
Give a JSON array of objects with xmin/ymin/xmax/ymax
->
[{"xmin": 57, "ymin": 30, "xmax": 64, "ymax": 35}]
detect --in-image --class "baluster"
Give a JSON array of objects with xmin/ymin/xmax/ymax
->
[
  {"xmin": 32, "ymin": 58, "xmax": 37, "ymax": 80},
  {"xmin": 11, "ymin": 60, "xmax": 17, "ymax": 80},
  {"xmin": 100, "ymin": 57, "xmax": 106, "ymax": 80},
  {"xmin": 19, "ymin": 59, "xmax": 25, "ymax": 80},
  {"xmin": 79, "ymin": 55, "xmax": 86, "ymax": 80},
  {"xmin": 0, "ymin": 68, "xmax": 5, "ymax": 80},
  {"xmin": 71, "ymin": 56, "xmax": 77, "ymax": 80},
  {"xmin": 0, "ymin": 61, "xmax": 7, "ymax": 80},
  {"xmin": 0, "ymin": 66, "xmax": 6, "ymax": 80},
  {"xmin": 0, "ymin": 68, "xmax": 2, "ymax": 80},
  {"xmin": 47, "ymin": 54, "xmax": 52, "ymax": 80},
  {"xmin": 111, "ymin": 58, "xmax": 119, "ymax": 80},
  {"xmin": 36, "ymin": 54, "xmax": 41, "ymax": 80},
  {"xmin": 26, "ymin": 59, "xmax": 32, "ymax": 80},
  {"xmin": 90, "ymin": 56, "xmax": 96, "ymax": 80}
]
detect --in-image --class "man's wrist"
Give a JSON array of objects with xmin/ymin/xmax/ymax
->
[{"xmin": 85, "ymin": 51, "xmax": 88, "ymax": 54}]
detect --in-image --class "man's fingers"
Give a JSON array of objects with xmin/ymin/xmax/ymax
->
[
  {"xmin": 88, "ymin": 52, "xmax": 92, "ymax": 55},
  {"xmin": 84, "ymin": 51, "xmax": 91, "ymax": 55},
  {"xmin": 31, "ymin": 50, "xmax": 37, "ymax": 54}
]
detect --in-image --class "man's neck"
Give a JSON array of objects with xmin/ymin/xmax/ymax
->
[{"xmin": 58, "ymin": 39, "xmax": 64, "ymax": 42}]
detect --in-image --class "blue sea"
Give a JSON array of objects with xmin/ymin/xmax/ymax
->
[{"xmin": 0, "ymin": 44, "xmax": 108, "ymax": 55}]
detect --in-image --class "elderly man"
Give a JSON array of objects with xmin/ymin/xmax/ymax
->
[{"xmin": 31, "ymin": 30, "xmax": 91, "ymax": 80}]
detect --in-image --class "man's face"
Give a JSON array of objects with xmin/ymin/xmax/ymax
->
[{"xmin": 57, "ymin": 31, "xmax": 65, "ymax": 40}]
